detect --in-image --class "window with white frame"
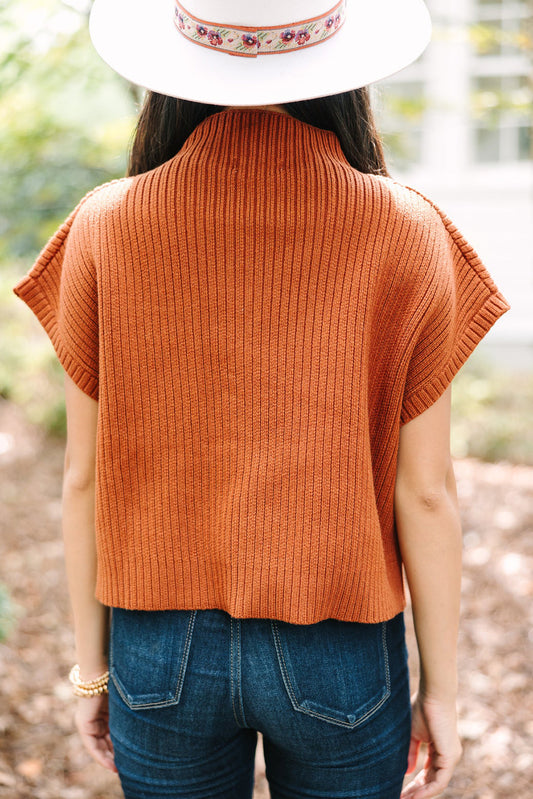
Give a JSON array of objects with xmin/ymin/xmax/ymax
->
[
  {"xmin": 471, "ymin": 74, "xmax": 532, "ymax": 161},
  {"xmin": 471, "ymin": 0, "xmax": 531, "ymax": 56},
  {"xmin": 470, "ymin": 0, "xmax": 532, "ymax": 162}
]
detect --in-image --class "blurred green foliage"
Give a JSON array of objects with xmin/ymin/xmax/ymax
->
[
  {"xmin": 0, "ymin": 581, "xmax": 19, "ymax": 642},
  {"xmin": 0, "ymin": 0, "xmax": 135, "ymax": 261},
  {"xmin": 451, "ymin": 358, "xmax": 533, "ymax": 465},
  {"xmin": 0, "ymin": 0, "xmax": 134, "ymax": 432},
  {"xmin": 1, "ymin": 264, "xmax": 66, "ymax": 434}
]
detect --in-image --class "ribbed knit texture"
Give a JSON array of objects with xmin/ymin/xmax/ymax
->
[{"xmin": 13, "ymin": 108, "xmax": 510, "ymax": 623}]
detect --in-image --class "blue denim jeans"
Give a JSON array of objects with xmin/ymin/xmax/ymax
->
[{"xmin": 108, "ymin": 608, "xmax": 410, "ymax": 799}]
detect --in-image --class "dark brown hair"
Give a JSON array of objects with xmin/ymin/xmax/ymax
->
[{"xmin": 128, "ymin": 89, "xmax": 390, "ymax": 177}]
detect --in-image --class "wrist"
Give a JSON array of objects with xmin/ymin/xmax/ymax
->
[
  {"xmin": 69, "ymin": 663, "xmax": 109, "ymax": 697},
  {"xmin": 75, "ymin": 662, "xmax": 109, "ymax": 682},
  {"xmin": 418, "ymin": 678, "xmax": 458, "ymax": 704}
]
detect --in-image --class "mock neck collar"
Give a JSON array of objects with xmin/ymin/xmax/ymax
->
[{"xmin": 178, "ymin": 106, "xmax": 350, "ymax": 168}]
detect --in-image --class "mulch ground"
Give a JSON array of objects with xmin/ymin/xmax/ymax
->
[{"xmin": 0, "ymin": 397, "xmax": 531, "ymax": 799}]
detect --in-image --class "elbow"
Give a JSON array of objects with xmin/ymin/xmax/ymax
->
[
  {"xmin": 395, "ymin": 460, "xmax": 458, "ymax": 515},
  {"xmin": 414, "ymin": 488, "xmax": 451, "ymax": 513},
  {"xmin": 63, "ymin": 470, "xmax": 95, "ymax": 493},
  {"xmin": 395, "ymin": 484, "xmax": 448, "ymax": 514},
  {"xmin": 63, "ymin": 449, "xmax": 96, "ymax": 493}
]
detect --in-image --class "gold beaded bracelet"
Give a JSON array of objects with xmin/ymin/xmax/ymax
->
[{"xmin": 69, "ymin": 664, "xmax": 109, "ymax": 697}]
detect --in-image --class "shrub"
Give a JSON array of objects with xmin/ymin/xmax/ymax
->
[{"xmin": 451, "ymin": 356, "xmax": 533, "ymax": 464}]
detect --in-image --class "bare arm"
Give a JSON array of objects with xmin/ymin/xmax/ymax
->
[
  {"xmin": 395, "ymin": 387, "xmax": 463, "ymax": 799},
  {"xmin": 62, "ymin": 373, "xmax": 116, "ymax": 772}
]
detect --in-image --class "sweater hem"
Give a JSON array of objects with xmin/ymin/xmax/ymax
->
[{"xmin": 95, "ymin": 580, "xmax": 406, "ymax": 625}]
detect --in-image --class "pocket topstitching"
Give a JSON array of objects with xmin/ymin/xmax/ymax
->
[
  {"xmin": 109, "ymin": 608, "xmax": 197, "ymax": 710},
  {"xmin": 270, "ymin": 617, "xmax": 391, "ymax": 728}
]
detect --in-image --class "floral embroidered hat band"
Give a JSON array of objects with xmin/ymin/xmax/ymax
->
[
  {"xmin": 89, "ymin": 0, "xmax": 433, "ymax": 105},
  {"xmin": 174, "ymin": 0, "xmax": 346, "ymax": 58}
]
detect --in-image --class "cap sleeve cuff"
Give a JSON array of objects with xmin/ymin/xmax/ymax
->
[
  {"xmin": 400, "ymin": 289, "xmax": 510, "ymax": 425},
  {"xmin": 14, "ymin": 273, "xmax": 99, "ymax": 401}
]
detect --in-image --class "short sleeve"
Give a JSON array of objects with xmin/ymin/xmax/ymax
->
[
  {"xmin": 400, "ymin": 197, "xmax": 510, "ymax": 425},
  {"xmin": 13, "ymin": 192, "xmax": 99, "ymax": 400}
]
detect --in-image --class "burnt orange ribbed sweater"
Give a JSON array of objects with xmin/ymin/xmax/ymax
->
[{"xmin": 13, "ymin": 107, "xmax": 509, "ymax": 623}]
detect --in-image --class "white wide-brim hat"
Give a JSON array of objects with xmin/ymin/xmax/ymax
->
[{"xmin": 89, "ymin": 0, "xmax": 432, "ymax": 106}]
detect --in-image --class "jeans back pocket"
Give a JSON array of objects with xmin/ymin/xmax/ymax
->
[
  {"xmin": 109, "ymin": 608, "xmax": 197, "ymax": 710},
  {"xmin": 271, "ymin": 616, "xmax": 392, "ymax": 728}
]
